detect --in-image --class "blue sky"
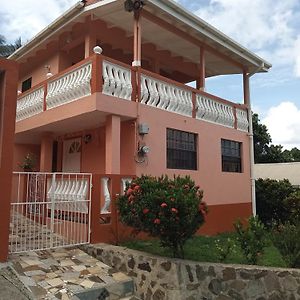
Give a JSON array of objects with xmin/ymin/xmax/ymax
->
[{"xmin": 1, "ymin": 0, "xmax": 300, "ymax": 148}]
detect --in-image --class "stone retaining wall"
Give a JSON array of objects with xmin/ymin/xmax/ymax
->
[{"xmin": 82, "ymin": 243, "xmax": 300, "ymax": 300}]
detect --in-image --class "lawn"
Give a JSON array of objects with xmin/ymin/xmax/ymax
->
[{"xmin": 122, "ymin": 232, "xmax": 287, "ymax": 268}]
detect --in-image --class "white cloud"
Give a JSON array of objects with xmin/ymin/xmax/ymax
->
[
  {"xmin": 0, "ymin": 0, "xmax": 77, "ymax": 44},
  {"xmin": 194, "ymin": 0, "xmax": 300, "ymax": 78},
  {"xmin": 262, "ymin": 102, "xmax": 300, "ymax": 149}
]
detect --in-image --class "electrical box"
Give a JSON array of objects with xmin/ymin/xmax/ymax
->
[{"xmin": 138, "ymin": 123, "xmax": 149, "ymax": 135}]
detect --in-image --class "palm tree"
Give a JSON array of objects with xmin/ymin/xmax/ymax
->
[{"xmin": 0, "ymin": 35, "xmax": 22, "ymax": 57}]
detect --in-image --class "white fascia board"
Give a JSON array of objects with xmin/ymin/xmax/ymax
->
[
  {"xmin": 9, "ymin": 1, "xmax": 86, "ymax": 60},
  {"xmin": 148, "ymin": 0, "xmax": 272, "ymax": 70}
]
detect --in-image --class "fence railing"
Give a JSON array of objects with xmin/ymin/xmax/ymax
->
[
  {"xmin": 16, "ymin": 53, "xmax": 249, "ymax": 132},
  {"xmin": 9, "ymin": 172, "xmax": 92, "ymax": 253}
]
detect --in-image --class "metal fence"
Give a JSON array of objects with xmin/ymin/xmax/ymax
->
[{"xmin": 9, "ymin": 172, "xmax": 92, "ymax": 253}]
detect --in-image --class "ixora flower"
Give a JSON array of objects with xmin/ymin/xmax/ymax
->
[
  {"xmin": 153, "ymin": 218, "xmax": 161, "ymax": 224},
  {"xmin": 171, "ymin": 208, "xmax": 178, "ymax": 213},
  {"xmin": 160, "ymin": 202, "xmax": 167, "ymax": 208},
  {"xmin": 126, "ymin": 188, "xmax": 134, "ymax": 195},
  {"xmin": 143, "ymin": 208, "xmax": 149, "ymax": 214}
]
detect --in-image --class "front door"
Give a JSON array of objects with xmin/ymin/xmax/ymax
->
[{"xmin": 62, "ymin": 138, "xmax": 81, "ymax": 172}]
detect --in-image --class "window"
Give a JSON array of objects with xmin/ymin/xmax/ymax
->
[
  {"xmin": 21, "ymin": 77, "xmax": 32, "ymax": 92},
  {"xmin": 167, "ymin": 128, "xmax": 197, "ymax": 170},
  {"xmin": 221, "ymin": 139, "xmax": 242, "ymax": 172}
]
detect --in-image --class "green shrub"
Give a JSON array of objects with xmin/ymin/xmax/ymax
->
[
  {"xmin": 283, "ymin": 191, "xmax": 300, "ymax": 224},
  {"xmin": 256, "ymin": 178, "xmax": 295, "ymax": 226},
  {"xmin": 117, "ymin": 175, "xmax": 207, "ymax": 258},
  {"xmin": 234, "ymin": 216, "xmax": 266, "ymax": 265},
  {"xmin": 272, "ymin": 221, "xmax": 300, "ymax": 268},
  {"xmin": 215, "ymin": 237, "xmax": 237, "ymax": 262}
]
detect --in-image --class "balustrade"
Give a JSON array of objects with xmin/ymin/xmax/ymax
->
[
  {"xmin": 141, "ymin": 74, "xmax": 193, "ymax": 117},
  {"xmin": 102, "ymin": 60, "xmax": 132, "ymax": 100},
  {"xmin": 46, "ymin": 62, "xmax": 92, "ymax": 109},
  {"xmin": 236, "ymin": 108, "xmax": 249, "ymax": 132},
  {"xmin": 16, "ymin": 87, "xmax": 44, "ymax": 121}
]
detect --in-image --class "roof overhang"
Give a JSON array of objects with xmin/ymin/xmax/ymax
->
[{"xmin": 9, "ymin": 0, "xmax": 271, "ymax": 76}]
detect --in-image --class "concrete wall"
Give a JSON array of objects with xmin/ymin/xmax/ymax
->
[{"xmin": 83, "ymin": 244, "xmax": 300, "ymax": 300}]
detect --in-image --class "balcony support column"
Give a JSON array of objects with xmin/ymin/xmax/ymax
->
[
  {"xmin": 133, "ymin": 11, "xmax": 142, "ymax": 67},
  {"xmin": 197, "ymin": 46, "xmax": 205, "ymax": 91},
  {"xmin": 40, "ymin": 133, "xmax": 54, "ymax": 172},
  {"xmin": 85, "ymin": 16, "xmax": 97, "ymax": 58},
  {"xmin": 105, "ymin": 115, "xmax": 121, "ymax": 174},
  {"xmin": 243, "ymin": 70, "xmax": 256, "ymax": 216}
]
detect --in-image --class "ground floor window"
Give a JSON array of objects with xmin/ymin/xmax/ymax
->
[
  {"xmin": 167, "ymin": 128, "xmax": 197, "ymax": 170},
  {"xmin": 221, "ymin": 139, "xmax": 242, "ymax": 172}
]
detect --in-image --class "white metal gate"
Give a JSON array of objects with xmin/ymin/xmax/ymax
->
[{"xmin": 9, "ymin": 172, "xmax": 92, "ymax": 253}]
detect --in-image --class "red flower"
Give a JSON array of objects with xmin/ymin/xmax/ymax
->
[
  {"xmin": 128, "ymin": 195, "xmax": 135, "ymax": 201},
  {"xmin": 160, "ymin": 202, "xmax": 167, "ymax": 208},
  {"xmin": 134, "ymin": 185, "xmax": 140, "ymax": 191},
  {"xmin": 170, "ymin": 197, "xmax": 175, "ymax": 202},
  {"xmin": 143, "ymin": 208, "xmax": 149, "ymax": 214},
  {"xmin": 126, "ymin": 188, "xmax": 134, "ymax": 196},
  {"xmin": 154, "ymin": 218, "xmax": 161, "ymax": 224},
  {"xmin": 171, "ymin": 208, "xmax": 178, "ymax": 213}
]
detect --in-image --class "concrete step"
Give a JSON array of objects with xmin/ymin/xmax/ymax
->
[{"xmin": 72, "ymin": 278, "xmax": 134, "ymax": 300}]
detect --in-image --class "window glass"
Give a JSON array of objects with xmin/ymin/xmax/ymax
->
[{"xmin": 221, "ymin": 139, "xmax": 242, "ymax": 172}]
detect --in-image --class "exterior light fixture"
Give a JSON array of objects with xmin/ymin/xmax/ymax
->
[
  {"xmin": 93, "ymin": 45, "xmax": 103, "ymax": 55},
  {"xmin": 45, "ymin": 65, "xmax": 53, "ymax": 78},
  {"xmin": 124, "ymin": 0, "xmax": 145, "ymax": 12}
]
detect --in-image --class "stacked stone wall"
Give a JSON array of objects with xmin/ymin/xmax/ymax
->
[{"xmin": 82, "ymin": 244, "xmax": 300, "ymax": 300}]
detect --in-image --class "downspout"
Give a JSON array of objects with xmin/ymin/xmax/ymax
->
[{"xmin": 245, "ymin": 63, "xmax": 265, "ymax": 216}]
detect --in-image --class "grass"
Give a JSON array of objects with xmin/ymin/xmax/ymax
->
[{"xmin": 122, "ymin": 232, "xmax": 287, "ymax": 268}]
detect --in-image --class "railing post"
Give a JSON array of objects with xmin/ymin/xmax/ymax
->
[
  {"xmin": 233, "ymin": 106, "xmax": 237, "ymax": 129},
  {"xmin": 50, "ymin": 173, "xmax": 56, "ymax": 248},
  {"xmin": 131, "ymin": 67, "xmax": 137, "ymax": 102},
  {"xmin": 192, "ymin": 92, "xmax": 197, "ymax": 118},
  {"xmin": 90, "ymin": 174, "xmax": 101, "ymax": 244},
  {"xmin": 43, "ymin": 82, "xmax": 48, "ymax": 111},
  {"xmin": 91, "ymin": 54, "xmax": 102, "ymax": 94}
]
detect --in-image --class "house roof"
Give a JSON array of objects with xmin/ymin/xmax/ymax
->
[{"xmin": 9, "ymin": 0, "xmax": 271, "ymax": 76}]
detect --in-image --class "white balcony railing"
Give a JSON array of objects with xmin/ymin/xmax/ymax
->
[
  {"xmin": 16, "ymin": 87, "xmax": 44, "ymax": 121},
  {"xmin": 236, "ymin": 108, "xmax": 249, "ymax": 132},
  {"xmin": 141, "ymin": 74, "xmax": 193, "ymax": 117},
  {"xmin": 102, "ymin": 60, "xmax": 132, "ymax": 100},
  {"xmin": 46, "ymin": 62, "xmax": 92, "ymax": 109},
  {"xmin": 196, "ymin": 94, "xmax": 235, "ymax": 128}
]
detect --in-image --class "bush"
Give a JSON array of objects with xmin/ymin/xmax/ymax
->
[
  {"xmin": 283, "ymin": 191, "xmax": 300, "ymax": 224},
  {"xmin": 215, "ymin": 237, "xmax": 237, "ymax": 263},
  {"xmin": 256, "ymin": 178, "xmax": 295, "ymax": 226},
  {"xmin": 272, "ymin": 221, "xmax": 300, "ymax": 268},
  {"xmin": 117, "ymin": 175, "xmax": 207, "ymax": 258},
  {"xmin": 234, "ymin": 216, "xmax": 266, "ymax": 265}
]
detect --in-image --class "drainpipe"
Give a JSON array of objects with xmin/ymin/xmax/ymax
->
[{"xmin": 244, "ymin": 63, "xmax": 265, "ymax": 216}]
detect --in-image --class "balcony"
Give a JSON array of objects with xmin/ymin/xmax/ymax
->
[{"xmin": 16, "ymin": 54, "xmax": 249, "ymax": 134}]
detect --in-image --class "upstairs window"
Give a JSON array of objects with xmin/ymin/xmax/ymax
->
[
  {"xmin": 167, "ymin": 128, "xmax": 197, "ymax": 170},
  {"xmin": 221, "ymin": 139, "xmax": 242, "ymax": 173},
  {"xmin": 21, "ymin": 77, "xmax": 32, "ymax": 92}
]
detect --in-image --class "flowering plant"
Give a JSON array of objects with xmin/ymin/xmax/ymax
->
[
  {"xmin": 117, "ymin": 175, "xmax": 207, "ymax": 258},
  {"xmin": 18, "ymin": 153, "xmax": 35, "ymax": 171}
]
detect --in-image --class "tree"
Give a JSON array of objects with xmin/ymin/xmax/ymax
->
[
  {"xmin": 0, "ymin": 35, "xmax": 22, "ymax": 57},
  {"xmin": 252, "ymin": 113, "xmax": 300, "ymax": 163}
]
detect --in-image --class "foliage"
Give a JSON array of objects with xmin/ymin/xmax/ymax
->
[
  {"xmin": 256, "ymin": 178, "xmax": 296, "ymax": 226},
  {"xmin": 0, "ymin": 35, "xmax": 22, "ymax": 57},
  {"xmin": 18, "ymin": 153, "xmax": 36, "ymax": 171},
  {"xmin": 234, "ymin": 216, "xmax": 267, "ymax": 265},
  {"xmin": 117, "ymin": 175, "xmax": 207, "ymax": 258},
  {"xmin": 252, "ymin": 113, "xmax": 300, "ymax": 163},
  {"xmin": 122, "ymin": 232, "xmax": 286, "ymax": 267},
  {"xmin": 283, "ymin": 191, "xmax": 300, "ymax": 224},
  {"xmin": 272, "ymin": 221, "xmax": 300, "ymax": 268},
  {"xmin": 215, "ymin": 237, "xmax": 237, "ymax": 262}
]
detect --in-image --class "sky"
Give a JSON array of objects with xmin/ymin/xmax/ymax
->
[{"xmin": 1, "ymin": 0, "xmax": 300, "ymax": 149}]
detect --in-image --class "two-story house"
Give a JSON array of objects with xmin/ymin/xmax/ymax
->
[{"xmin": 8, "ymin": 0, "xmax": 271, "ymax": 252}]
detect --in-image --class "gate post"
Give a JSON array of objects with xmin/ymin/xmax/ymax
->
[
  {"xmin": 0, "ymin": 59, "xmax": 18, "ymax": 262},
  {"xmin": 50, "ymin": 173, "xmax": 56, "ymax": 248}
]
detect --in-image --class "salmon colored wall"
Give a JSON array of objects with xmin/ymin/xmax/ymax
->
[
  {"xmin": 18, "ymin": 53, "xmax": 60, "ymax": 90},
  {"xmin": 81, "ymin": 127, "xmax": 106, "ymax": 173},
  {"xmin": 13, "ymin": 144, "xmax": 41, "ymax": 172},
  {"xmin": 120, "ymin": 121, "xmax": 136, "ymax": 175},
  {"xmin": 136, "ymin": 104, "xmax": 251, "ymax": 206}
]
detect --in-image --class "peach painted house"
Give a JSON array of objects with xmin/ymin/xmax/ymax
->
[{"xmin": 8, "ymin": 0, "xmax": 271, "ymax": 252}]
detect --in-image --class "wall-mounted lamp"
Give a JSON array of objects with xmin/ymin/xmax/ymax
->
[
  {"xmin": 45, "ymin": 65, "xmax": 53, "ymax": 78},
  {"xmin": 93, "ymin": 46, "xmax": 103, "ymax": 55},
  {"xmin": 83, "ymin": 134, "xmax": 92, "ymax": 144}
]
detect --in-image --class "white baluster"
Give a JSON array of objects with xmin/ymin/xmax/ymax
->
[
  {"xmin": 101, "ymin": 177, "xmax": 111, "ymax": 214},
  {"xmin": 121, "ymin": 178, "xmax": 132, "ymax": 195}
]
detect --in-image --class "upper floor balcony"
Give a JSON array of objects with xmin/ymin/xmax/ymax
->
[{"xmin": 15, "ymin": 52, "xmax": 249, "ymax": 137}]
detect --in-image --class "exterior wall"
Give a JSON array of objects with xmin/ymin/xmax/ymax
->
[
  {"xmin": 13, "ymin": 144, "xmax": 41, "ymax": 172},
  {"xmin": 136, "ymin": 104, "xmax": 251, "ymax": 208},
  {"xmin": 0, "ymin": 58, "xmax": 18, "ymax": 262}
]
